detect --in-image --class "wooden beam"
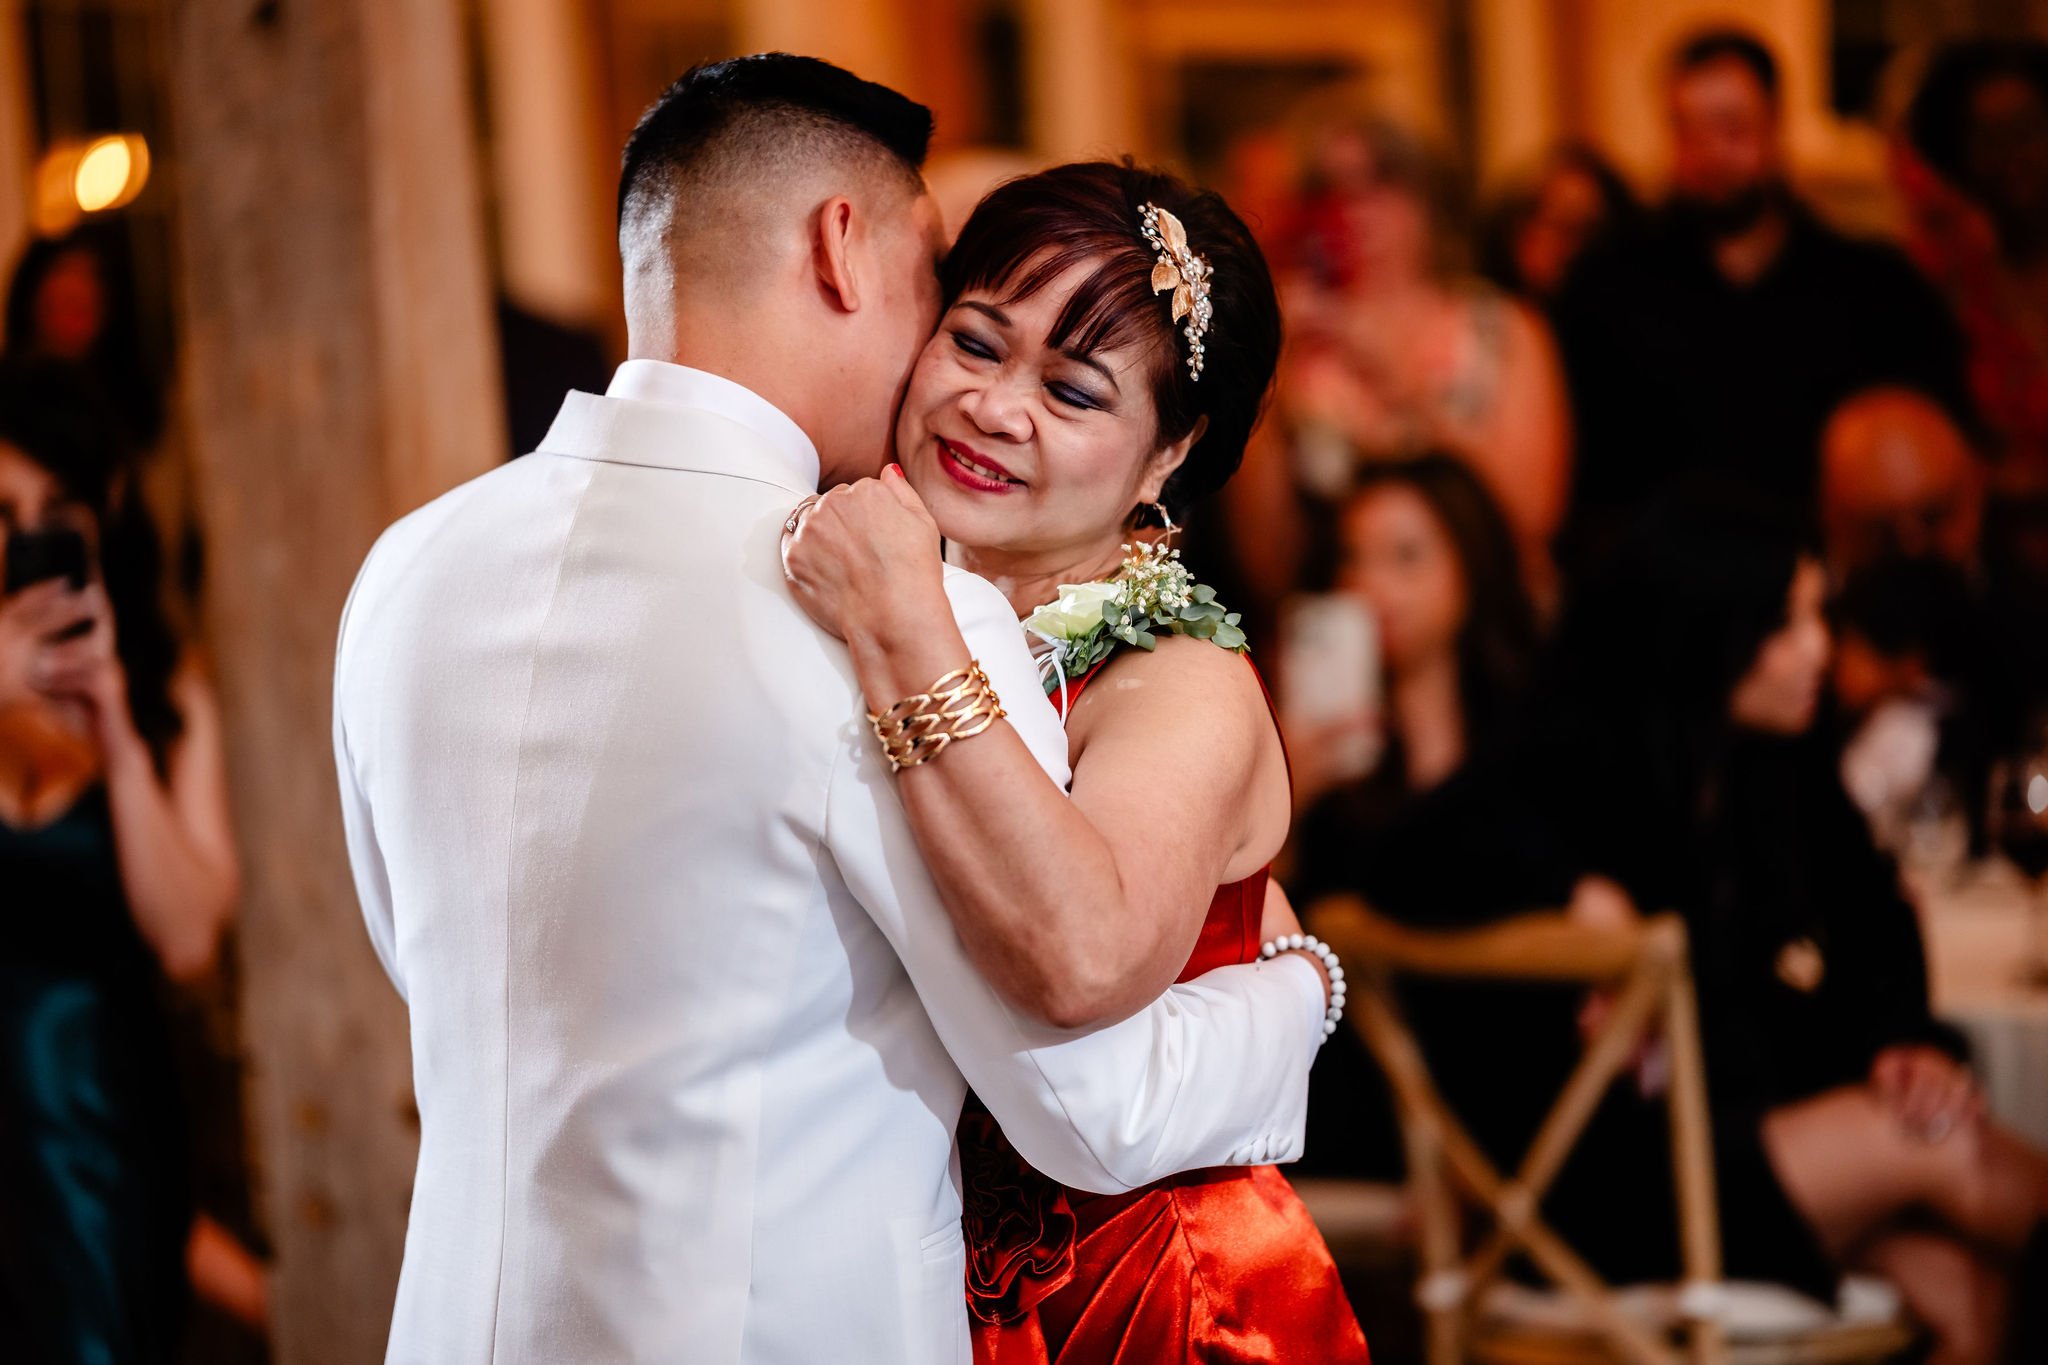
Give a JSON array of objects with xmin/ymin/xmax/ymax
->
[
  {"xmin": 0, "ymin": 0, "xmax": 33, "ymax": 266},
  {"xmin": 164, "ymin": 2, "xmax": 502, "ymax": 1359}
]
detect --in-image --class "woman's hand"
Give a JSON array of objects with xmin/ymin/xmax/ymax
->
[
  {"xmin": 0, "ymin": 580, "xmax": 95, "ymax": 710},
  {"xmin": 1870, "ymin": 1044, "xmax": 1982, "ymax": 1143},
  {"xmin": 28, "ymin": 583, "xmax": 135, "ymax": 749},
  {"xmin": 782, "ymin": 466, "xmax": 948, "ymax": 644}
]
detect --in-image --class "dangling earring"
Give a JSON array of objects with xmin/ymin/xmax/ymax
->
[{"xmin": 1149, "ymin": 501, "xmax": 1181, "ymax": 545}]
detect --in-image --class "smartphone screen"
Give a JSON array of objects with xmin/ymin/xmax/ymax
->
[
  {"xmin": 3, "ymin": 527, "xmax": 92, "ymax": 594},
  {"xmin": 1278, "ymin": 593, "xmax": 1381, "ymax": 784}
]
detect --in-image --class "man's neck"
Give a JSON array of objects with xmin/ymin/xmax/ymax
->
[{"xmin": 633, "ymin": 302, "xmax": 827, "ymax": 465}]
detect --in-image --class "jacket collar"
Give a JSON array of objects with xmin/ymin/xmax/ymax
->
[{"xmin": 534, "ymin": 360, "xmax": 821, "ymax": 495}]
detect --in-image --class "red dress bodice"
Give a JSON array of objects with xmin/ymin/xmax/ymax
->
[{"xmin": 960, "ymin": 656, "xmax": 1370, "ymax": 1364}]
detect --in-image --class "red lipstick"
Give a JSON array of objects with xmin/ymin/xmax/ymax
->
[{"xmin": 936, "ymin": 437, "xmax": 1022, "ymax": 493}]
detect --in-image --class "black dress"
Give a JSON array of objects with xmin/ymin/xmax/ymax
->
[
  {"xmin": 1290, "ymin": 754, "xmax": 1587, "ymax": 1189},
  {"xmin": 0, "ymin": 786, "xmax": 191, "ymax": 1363},
  {"xmin": 1318, "ymin": 730, "xmax": 1958, "ymax": 1295}
]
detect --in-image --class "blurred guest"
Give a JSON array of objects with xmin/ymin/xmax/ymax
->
[
  {"xmin": 1288, "ymin": 455, "xmax": 1543, "ymax": 1180},
  {"xmin": 1816, "ymin": 388, "xmax": 2047, "ymax": 855},
  {"xmin": 1901, "ymin": 41, "xmax": 2048, "ymax": 481},
  {"xmin": 1554, "ymin": 28, "xmax": 1971, "ymax": 574},
  {"xmin": 1338, "ymin": 483, "xmax": 2044, "ymax": 1359},
  {"xmin": 1480, "ymin": 143, "xmax": 1641, "ymax": 307},
  {"xmin": 1819, "ymin": 386, "xmax": 1985, "ymax": 577},
  {"xmin": 1831, "ymin": 556, "xmax": 1992, "ymax": 876},
  {"xmin": 1291, "ymin": 454, "xmax": 1541, "ymax": 836},
  {"xmin": 0, "ymin": 358, "xmax": 238, "ymax": 1363},
  {"xmin": 5, "ymin": 228, "xmax": 209, "ymax": 617},
  {"xmin": 1265, "ymin": 117, "xmax": 1571, "ymax": 570},
  {"xmin": 4, "ymin": 225, "xmax": 165, "ymax": 450}
]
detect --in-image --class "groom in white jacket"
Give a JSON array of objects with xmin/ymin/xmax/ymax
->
[{"xmin": 333, "ymin": 54, "xmax": 1327, "ymax": 1365}]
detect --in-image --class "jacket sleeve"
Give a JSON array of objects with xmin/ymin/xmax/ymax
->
[
  {"xmin": 823, "ymin": 567, "xmax": 1325, "ymax": 1194},
  {"xmin": 334, "ymin": 552, "xmax": 406, "ymax": 1002}
]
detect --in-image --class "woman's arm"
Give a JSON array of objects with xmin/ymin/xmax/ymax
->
[
  {"xmin": 36, "ymin": 601, "xmax": 240, "ymax": 982},
  {"xmin": 786, "ymin": 473, "xmax": 1300, "ymax": 1028}
]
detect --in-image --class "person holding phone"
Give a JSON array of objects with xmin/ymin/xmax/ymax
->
[{"xmin": 0, "ymin": 356, "xmax": 240, "ymax": 1363}]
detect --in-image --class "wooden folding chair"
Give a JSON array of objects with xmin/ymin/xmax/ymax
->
[{"xmin": 1309, "ymin": 895, "xmax": 1917, "ymax": 1365}]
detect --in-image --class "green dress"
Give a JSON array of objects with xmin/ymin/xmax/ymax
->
[{"xmin": 0, "ymin": 785, "xmax": 190, "ymax": 1363}]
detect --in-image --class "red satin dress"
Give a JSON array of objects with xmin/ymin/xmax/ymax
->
[{"xmin": 960, "ymin": 662, "xmax": 1371, "ymax": 1365}]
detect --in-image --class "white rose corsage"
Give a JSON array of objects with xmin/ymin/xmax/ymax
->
[{"xmin": 1023, "ymin": 541, "xmax": 1247, "ymax": 715}]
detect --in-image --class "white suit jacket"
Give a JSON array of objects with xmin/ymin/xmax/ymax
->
[{"xmin": 333, "ymin": 360, "xmax": 1324, "ymax": 1365}]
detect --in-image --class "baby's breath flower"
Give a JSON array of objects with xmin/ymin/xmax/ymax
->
[{"xmin": 1022, "ymin": 540, "xmax": 1249, "ymax": 704}]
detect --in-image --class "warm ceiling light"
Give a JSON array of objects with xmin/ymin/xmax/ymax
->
[{"xmin": 70, "ymin": 134, "xmax": 150, "ymax": 214}]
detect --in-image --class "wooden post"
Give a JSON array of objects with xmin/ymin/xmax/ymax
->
[
  {"xmin": 0, "ymin": 0, "xmax": 33, "ymax": 268},
  {"xmin": 164, "ymin": 2, "xmax": 503, "ymax": 1360}
]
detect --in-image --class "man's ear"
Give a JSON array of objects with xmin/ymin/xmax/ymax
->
[
  {"xmin": 812, "ymin": 195, "xmax": 862, "ymax": 315},
  {"xmin": 1138, "ymin": 415, "xmax": 1207, "ymax": 505}
]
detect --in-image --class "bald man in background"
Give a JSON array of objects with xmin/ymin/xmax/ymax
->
[{"xmin": 1820, "ymin": 386, "xmax": 1986, "ymax": 578}]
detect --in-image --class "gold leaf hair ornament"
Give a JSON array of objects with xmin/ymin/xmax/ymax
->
[{"xmin": 1138, "ymin": 203, "xmax": 1214, "ymax": 382}]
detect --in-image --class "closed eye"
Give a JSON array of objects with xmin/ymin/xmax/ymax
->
[
  {"xmin": 1048, "ymin": 382, "xmax": 1102, "ymax": 411},
  {"xmin": 951, "ymin": 330, "xmax": 997, "ymax": 362}
]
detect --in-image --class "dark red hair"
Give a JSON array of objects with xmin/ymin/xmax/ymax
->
[{"xmin": 940, "ymin": 160, "xmax": 1282, "ymax": 517}]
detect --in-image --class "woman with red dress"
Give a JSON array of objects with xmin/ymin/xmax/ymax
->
[{"xmin": 784, "ymin": 162, "xmax": 1371, "ymax": 1363}]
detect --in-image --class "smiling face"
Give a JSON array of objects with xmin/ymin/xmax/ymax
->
[{"xmin": 896, "ymin": 257, "xmax": 1189, "ymax": 569}]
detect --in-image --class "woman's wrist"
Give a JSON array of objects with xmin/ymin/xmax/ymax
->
[
  {"xmin": 1280, "ymin": 946, "xmax": 1334, "ymax": 1006},
  {"xmin": 845, "ymin": 587, "xmax": 971, "ymax": 704},
  {"xmin": 1261, "ymin": 933, "xmax": 1346, "ymax": 1045},
  {"xmin": 96, "ymin": 699, "xmax": 152, "ymax": 776}
]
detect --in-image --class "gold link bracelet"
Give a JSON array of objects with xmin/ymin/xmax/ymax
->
[{"xmin": 867, "ymin": 662, "xmax": 1006, "ymax": 772}]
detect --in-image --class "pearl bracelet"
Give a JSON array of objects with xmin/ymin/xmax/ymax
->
[{"xmin": 1258, "ymin": 933, "xmax": 1346, "ymax": 1044}]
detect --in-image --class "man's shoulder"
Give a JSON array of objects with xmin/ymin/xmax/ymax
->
[{"xmin": 934, "ymin": 564, "xmax": 1071, "ymax": 787}]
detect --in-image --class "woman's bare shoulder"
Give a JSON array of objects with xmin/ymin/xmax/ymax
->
[{"xmin": 1068, "ymin": 635, "xmax": 1269, "ymax": 745}]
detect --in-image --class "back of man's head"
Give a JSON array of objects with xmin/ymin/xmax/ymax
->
[
  {"xmin": 617, "ymin": 55, "xmax": 932, "ymax": 311},
  {"xmin": 613, "ymin": 55, "xmax": 940, "ymax": 483}
]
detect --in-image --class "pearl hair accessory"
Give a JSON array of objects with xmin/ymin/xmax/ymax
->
[
  {"xmin": 1259, "ymin": 932, "xmax": 1346, "ymax": 1043},
  {"xmin": 1138, "ymin": 203, "xmax": 1214, "ymax": 381}
]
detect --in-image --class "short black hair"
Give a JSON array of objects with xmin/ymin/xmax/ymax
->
[
  {"xmin": 617, "ymin": 53, "xmax": 934, "ymax": 229},
  {"xmin": 1672, "ymin": 27, "xmax": 1781, "ymax": 103}
]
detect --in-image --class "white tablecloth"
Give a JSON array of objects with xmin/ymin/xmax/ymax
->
[{"xmin": 1919, "ymin": 860, "xmax": 2048, "ymax": 1149}]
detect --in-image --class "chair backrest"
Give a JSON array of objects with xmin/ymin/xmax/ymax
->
[{"xmin": 1309, "ymin": 895, "xmax": 1728, "ymax": 1365}]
